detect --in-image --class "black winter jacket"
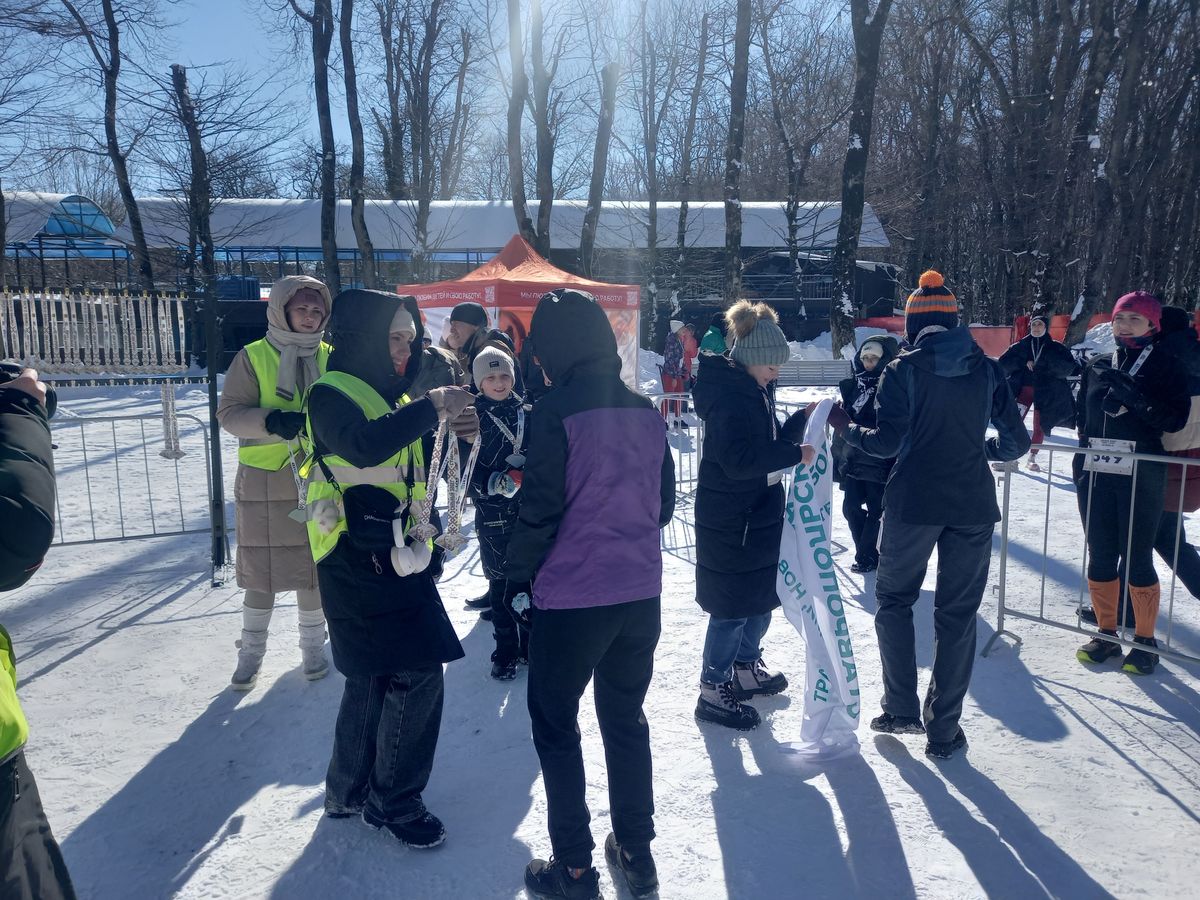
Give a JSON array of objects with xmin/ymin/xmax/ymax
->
[
  {"xmin": 692, "ymin": 353, "xmax": 805, "ymax": 618},
  {"xmin": 843, "ymin": 327, "xmax": 1030, "ymax": 526},
  {"xmin": 468, "ymin": 393, "xmax": 528, "ymax": 536},
  {"xmin": 998, "ymin": 335, "xmax": 1079, "ymax": 431},
  {"xmin": 832, "ymin": 336, "xmax": 900, "ymax": 484},
  {"xmin": 0, "ymin": 373, "xmax": 55, "ymax": 592},
  {"xmin": 308, "ymin": 290, "xmax": 464, "ymax": 676},
  {"xmin": 1076, "ymin": 339, "xmax": 1190, "ymax": 454}
]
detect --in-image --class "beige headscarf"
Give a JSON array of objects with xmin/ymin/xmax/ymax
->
[{"xmin": 265, "ymin": 275, "xmax": 332, "ymax": 401}]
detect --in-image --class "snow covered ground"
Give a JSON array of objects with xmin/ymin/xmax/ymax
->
[{"xmin": 5, "ymin": 383, "xmax": 1200, "ymax": 899}]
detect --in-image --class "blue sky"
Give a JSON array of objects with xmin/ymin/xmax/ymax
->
[{"xmin": 171, "ymin": 0, "xmax": 349, "ymax": 142}]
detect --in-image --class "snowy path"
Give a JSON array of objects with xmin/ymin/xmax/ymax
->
[{"xmin": 5, "ymin": 385, "xmax": 1200, "ymax": 899}]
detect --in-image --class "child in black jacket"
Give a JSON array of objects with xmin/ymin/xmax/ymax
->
[{"xmin": 469, "ymin": 346, "xmax": 532, "ymax": 679}]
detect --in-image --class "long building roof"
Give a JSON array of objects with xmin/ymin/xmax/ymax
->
[{"xmin": 111, "ymin": 197, "xmax": 889, "ymax": 252}]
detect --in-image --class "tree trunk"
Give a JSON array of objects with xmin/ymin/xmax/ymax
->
[
  {"xmin": 671, "ymin": 13, "xmax": 708, "ymax": 314},
  {"xmin": 92, "ymin": 0, "xmax": 154, "ymax": 292},
  {"xmin": 506, "ymin": 0, "xmax": 536, "ymax": 246},
  {"xmin": 340, "ymin": 0, "xmax": 378, "ymax": 288},
  {"xmin": 829, "ymin": 0, "xmax": 892, "ymax": 357},
  {"xmin": 580, "ymin": 62, "xmax": 619, "ymax": 278},
  {"xmin": 375, "ymin": 0, "xmax": 408, "ymax": 201},
  {"xmin": 169, "ymin": 62, "xmax": 226, "ymax": 572},
  {"xmin": 308, "ymin": 0, "xmax": 340, "ymax": 294},
  {"xmin": 529, "ymin": 0, "xmax": 554, "ymax": 257},
  {"xmin": 0, "ymin": 180, "xmax": 7, "ymax": 292},
  {"xmin": 722, "ymin": 0, "xmax": 752, "ymax": 307}
]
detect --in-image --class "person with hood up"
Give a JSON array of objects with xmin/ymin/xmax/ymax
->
[
  {"xmin": 692, "ymin": 300, "xmax": 814, "ymax": 732},
  {"xmin": 1073, "ymin": 292, "xmax": 1189, "ymax": 675},
  {"xmin": 1, "ymin": 365, "xmax": 76, "ymax": 900},
  {"xmin": 833, "ymin": 334, "xmax": 901, "ymax": 573},
  {"xmin": 217, "ymin": 275, "xmax": 334, "ymax": 690},
  {"xmin": 835, "ymin": 270, "xmax": 1029, "ymax": 759},
  {"xmin": 305, "ymin": 289, "xmax": 475, "ymax": 849},
  {"xmin": 997, "ymin": 314, "xmax": 1079, "ymax": 472},
  {"xmin": 506, "ymin": 289, "xmax": 674, "ymax": 900}
]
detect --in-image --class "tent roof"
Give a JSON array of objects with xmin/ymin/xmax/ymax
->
[
  {"xmin": 398, "ymin": 236, "xmax": 639, "ymax": 308},
  {"xmin": 99, "ymin": 197, "xmax": 889, "ymax": 252}
]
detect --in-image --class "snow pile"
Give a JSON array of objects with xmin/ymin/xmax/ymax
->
[
  {"xmin": 788, "ymin": 326, "xmax": 900, "ymax": 361},
  {"xmin": 1076, "ymin": 321, "xmax": 1115, "ymax": 353},
  {"xmin": 639, "ymin": 347, "xmax": 665, "ymax": 394}
]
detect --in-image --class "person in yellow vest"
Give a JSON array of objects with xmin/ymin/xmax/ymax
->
[
  {"xmin": 1, "ymin": 366, "xmax": 76, "ymax": 899},
  {"xmin": 307, "ymin": 289, "xmax": 472, "ymax": 849},
  {"xmin": 217, "ymin": 275, "xmax": 333, "ymax": 689}
]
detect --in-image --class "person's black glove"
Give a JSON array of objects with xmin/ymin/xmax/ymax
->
[
  {"xmin": 825, "ymin": 403, "xmax": 852, "ymax": 435},
  {"xmin": 780, "ymin": 408, "xmax": 807, "ymax": 443},
  {"xmin": 1099, "ymin": 368, "xmax": 1145, "ymax": 415},
  {"xmin": 265, "ymin": 409, "xmax": 306, "ymax": 440}
]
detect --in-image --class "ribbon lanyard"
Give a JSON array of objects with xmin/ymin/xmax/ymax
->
[
  {"xmin": 486, "ymin": 407, "xmax": 525, "ymax": 452},
  {"xmin": 1113, "ymin": 345, "xmax": 1153, "ymax": 376}
]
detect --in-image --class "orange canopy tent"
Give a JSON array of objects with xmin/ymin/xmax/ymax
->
[{"xmin": 396, "ymin": 235, "xmax": 641, "ymax": 388}]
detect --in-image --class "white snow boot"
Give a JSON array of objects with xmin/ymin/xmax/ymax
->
[
  {"xmin": 231, "ymin": 604, "xmax": 272, "ymax": 691},
  {"xmin": 298, "ymin": 608, "xmax": 330, "ymax": 681}
]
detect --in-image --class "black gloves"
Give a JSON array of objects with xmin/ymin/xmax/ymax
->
[
  {"xmin": 1099, "ymin": 367, "xmax": 1145, "ymax": 416},
  {"xmin": 825, "ymin": 403, "xmax": 852, "ymax": 434},
  {"xmin": 265, "ymin": 409, "xmax": 306, "ymax": 440},
  {"xmin": 780, "ymin": 408, "xmax": 808, "ymax": 443}
]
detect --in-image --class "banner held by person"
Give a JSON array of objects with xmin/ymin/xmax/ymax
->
[{"xmin": 777, "ymin": 398, "xmax": 861, "ymax": 759}]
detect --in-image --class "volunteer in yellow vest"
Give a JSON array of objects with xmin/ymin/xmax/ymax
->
[
  {"xmin": 1, "ymin": 366, "xmax": 76, "ymax": 899},
  {"xmin": 216, "ymin": 275, "xmax": 333, "ymax": 690},
  {"xmin": 308, "ymin": 289, "xmax": 472, "ymax": 850}
]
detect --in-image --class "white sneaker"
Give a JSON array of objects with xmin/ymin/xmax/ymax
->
[
  {"xmin": 1026, "ymin": 459, "xmax": 1041, "ymax": 472},
  {"xmin": 231, "ymin": 630, "xmax": 269, "ymax": 691}
]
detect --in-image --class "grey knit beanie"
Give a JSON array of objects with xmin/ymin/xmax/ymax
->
[{"xmin": 726, "ymin": 300, "xmax": 790, "ymax": 367}]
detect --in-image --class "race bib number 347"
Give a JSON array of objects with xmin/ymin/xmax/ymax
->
[{"xmin": 1084, "ymin": 438, "xmax": 1135, "ymax": 475}]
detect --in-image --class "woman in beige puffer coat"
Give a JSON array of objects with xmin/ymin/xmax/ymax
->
[{"xmin": 217, "ymin": 275, "xmax": 332, "ymax": 690}]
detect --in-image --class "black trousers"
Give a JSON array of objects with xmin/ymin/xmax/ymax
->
[
  {"xmin": 1, "ymin": 752, "xmax": 76, "ymax": 900},
  {"xmin": 527, "ymin": 597, "xmax": 661, "ymax": 868},
  {"xmin": 842, "ymin": 478, "xmax": 885, "ymax": 566},
  {"xmin": 479, "ymin": 529, "xmax": 529, "ymax": 661},
  {"xmin": 1075, "ymin": 462, "xmax": 1166, "ymax": 586},
  {"xmin": 874, "ymin": 521, "xmax": 993, "ymax": 743}
]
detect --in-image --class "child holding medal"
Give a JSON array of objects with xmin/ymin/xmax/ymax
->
[{"xmin": 468, "ymin": 346, "xmax": 532, "ymax": 679}]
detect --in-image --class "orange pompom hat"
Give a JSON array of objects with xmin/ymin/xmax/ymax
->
[{"xmin": 905, "ymin": 269, "xmax": 958, "ymax": 342}]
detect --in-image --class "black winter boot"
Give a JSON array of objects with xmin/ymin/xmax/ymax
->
[
  {"xmin": 605, "ymin": 833, "xmax": 658, "ymax": 898},
  {"xmin": 695, "ymin": 680, "xmax": 760, "ymax": 730},
  {"xmin": 524, "ymin": 858, "xmax": 601, "ymax": 899}
]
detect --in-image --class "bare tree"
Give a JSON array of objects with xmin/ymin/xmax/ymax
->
[
  {"xmin": 669, "ymin": 7, "xmax": 709, "ymax": 314},
  {"xmin": 286, "ymin": 0, "xmax": 340, "ymax": 294},
  {"xmin": 829, "ymin": 0, "xmax": 892, "ymax": 356},
  {"xmin": 723, "ymin": 0, "xmax": 752, "ymax": 305},
  {"xmin": 579, "ymin": 60, "xmax": 618, "ymax": 276},
  {"xmin": 505, "ymin": 0, "xmax": 535, "ymax": 244},
  {"xmin": 341, "ymin": 0, "xmax": 379, "ymax": 287},
  {"xmin": 57, "ymin": 0, "xmax": 160, "ymax": 291}
]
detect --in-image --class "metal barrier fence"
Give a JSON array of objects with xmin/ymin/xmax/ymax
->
[
  {"xmin": 49, "ymin": 413, "xmax": 229, "ymax": 581},
  {"xmin": 984, "ymin": 442, "xmax": 1200, "ymax": 667},
  {"xmin": 649, "ymin": 392, "xmax": 703, "ymax": 501}
]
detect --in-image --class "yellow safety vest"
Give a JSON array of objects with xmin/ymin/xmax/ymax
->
[
  {"xmin": 237, "ymin": 339, "xmax": 332, "ymax": 471},
  {"xmin": 1, "ymin": 625, "xmax": 29, "ymax": 765},
  {"xmin": 304, "ymin": 371, "xmax": 428, "ymax": 563}
]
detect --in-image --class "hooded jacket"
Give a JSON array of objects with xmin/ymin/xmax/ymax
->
[
  {"xmin": 505, "ymin": 291, "xmax": 674, "ymax": 609},
  {"xmin": 0, "ymin": 377, "xmax": 54, "ymax": 594},
  {"xmin": 305, "ymin": 289, "xmax": 463, "ymax": 675},
  {"xmin": 843, "ymin": 326, "xmax": 1030, "ymax": 526},
  {"xmin": 468, "ymin": 391, "xmax": 527, "ymax": 535},
  {"xmin": 833, "ymin": 335, "xmax": 901, "ymax": 484},
  {"xmin": 691, "ymin": 353, "xmax": 805, "ymax": 618},
  {"xmin": 216, "ymin": 279, "xmax": 331, "ymax": 594},
  {"xmin": 997, "ymin": 332, "xmax": 1079, "ymax": 431}
]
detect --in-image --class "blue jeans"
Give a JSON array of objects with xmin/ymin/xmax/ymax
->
[
  {"xmin": 324, "ymin": 665, "xmax": 444, "ymax": 823},
  {"xmin": 700, "ymin": 611, "xmax": 772, "ymax": 685}
]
